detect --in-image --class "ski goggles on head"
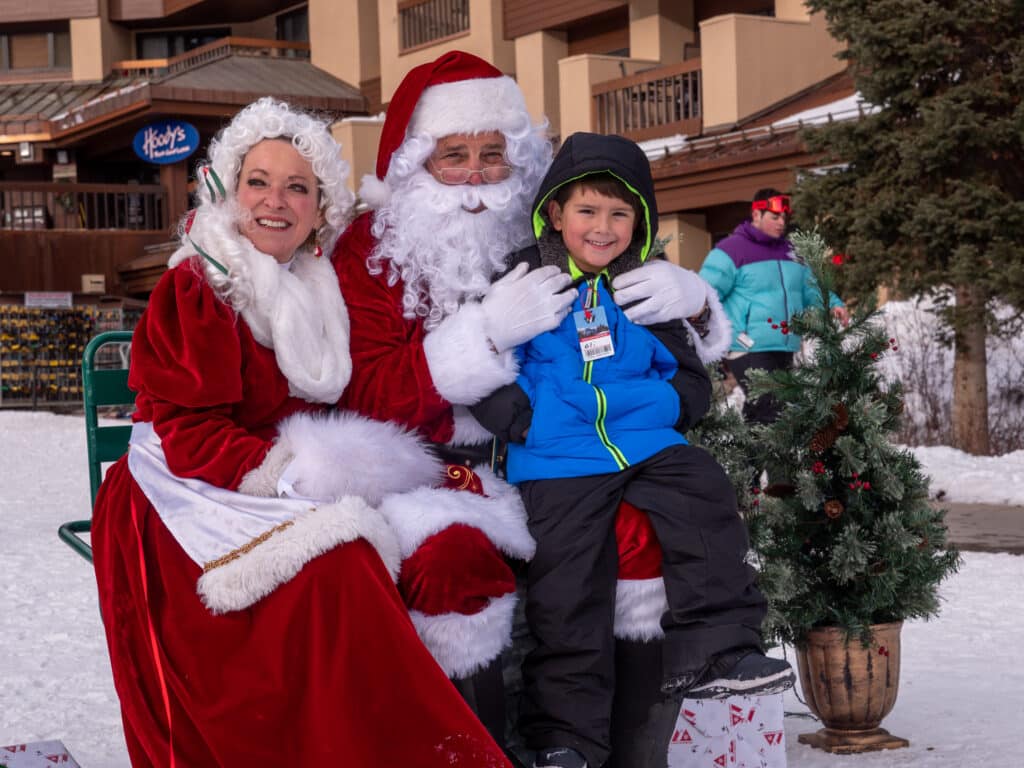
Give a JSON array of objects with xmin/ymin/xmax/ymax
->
[{"xmin": 751, "ymin": 195, "xmax": 792, "ymax": 215}]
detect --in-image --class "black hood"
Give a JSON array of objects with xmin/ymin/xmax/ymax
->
[{"xmin": 530, "ymin": 132, "xmax": 658, "ymax": 276}]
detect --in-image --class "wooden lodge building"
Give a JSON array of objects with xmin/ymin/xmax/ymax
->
[{"xmin": 0, "ymin": 0, "xmax": 860, "ymax": 403}]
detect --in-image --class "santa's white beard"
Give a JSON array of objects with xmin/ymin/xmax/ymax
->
[{"xmin": 369, "ymin": 167, "xmax": 535, "ymax": 329}]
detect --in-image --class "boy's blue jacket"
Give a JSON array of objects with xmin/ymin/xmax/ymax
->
[{"xmin": 469, "ymin": 132, "xmax": 711, "ymax": 483}]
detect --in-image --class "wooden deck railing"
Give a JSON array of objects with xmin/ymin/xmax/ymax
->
[
  {"xmin": 398, "ymin": 0, "xmax": 470, "ymax": 52},
  {"xmin": 111, "ymin": 37, "xmax": 311, "ymax": 79},
  {"xmin": 593, "ymin": 59, "xmax": 703, "ymax": 143},
  {"xmin": 0, "ymin": 181, "xmax": 167, "ymax": 231}
]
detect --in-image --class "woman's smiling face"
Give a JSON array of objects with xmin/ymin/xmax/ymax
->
[{"xmin": 236, "ymin": 138, "xmax": 322, "ymax": 263}]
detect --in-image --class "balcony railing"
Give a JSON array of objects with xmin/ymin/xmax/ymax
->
[
  {"xmin": 593, "ymin": 59, "xmax": 702, "ymax": 143},
  {"xmin": 398, "ymin": 0, "xmax": 470, "ymax": 52},
  {"xmin": 0, "ymin": 182, "xmax": 167, "ymax": 231},
  {"xmin": 110, "ymin": 36, "xmax": 311, "ymax": 79}
]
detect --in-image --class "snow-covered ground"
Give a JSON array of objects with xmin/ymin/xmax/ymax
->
[{"xmin": 2, "ymin": 407, "xmax": 1022, "ymax": 767}]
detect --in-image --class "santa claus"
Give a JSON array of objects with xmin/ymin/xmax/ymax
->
[{"xmin": 331, "ymin": 51, "xmax": 731, "ymax": 762}]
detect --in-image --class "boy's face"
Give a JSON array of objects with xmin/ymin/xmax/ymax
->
[{"xmin": 548, "ymin": 187, "xmax": 637, "ymax": 274}]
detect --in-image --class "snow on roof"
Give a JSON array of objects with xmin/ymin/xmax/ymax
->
[
  {"xmin": 771, "ymin": 92, "xmax": 878, "ymax": 129},
  {"xmin": 637, "ymin": 133, "xmax": 689, "ymax": 161}
]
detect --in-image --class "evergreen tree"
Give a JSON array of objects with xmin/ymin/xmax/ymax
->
[
  {"xmin": 794, "ymin": 0, "xmax": 1024, "ymax": 455},
  {"xmin": 742, "ymin": 230, "xmax": 960, "ymax": 646}
]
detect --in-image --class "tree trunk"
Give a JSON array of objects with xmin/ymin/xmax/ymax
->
[{"xmin": 951, "ymin": 283, "xmax": 990, "ymax": 455}]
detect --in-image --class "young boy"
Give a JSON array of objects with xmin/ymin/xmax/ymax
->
[{"xmin": 470, "ymin": 132, "xmax": 793, "ymax": 768}]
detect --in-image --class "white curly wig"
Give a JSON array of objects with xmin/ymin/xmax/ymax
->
[
  {"xmin": 196, "ymin": 96, "xmax": 354, "ymax": 256},
  {"xmin": 165, "ymin": 97, "xmax": 356, "ymax": 404}
]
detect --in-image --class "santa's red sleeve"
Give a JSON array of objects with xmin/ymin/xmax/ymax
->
[
  {"xmin": 129, "ymin": 264, "xmax": 292, "ymax": 490},
  {"xmin": 332, "ymin": 213, "xmax": 456, "ymax": 442}
]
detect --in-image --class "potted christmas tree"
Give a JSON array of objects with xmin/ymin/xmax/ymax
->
[{"xmin": 740, "ymin": 230, "xmax": 960, "ymax": 754}]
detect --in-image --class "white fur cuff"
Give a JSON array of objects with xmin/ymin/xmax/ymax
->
[
  {"xmin": 238, "ymin": 440, "xmax": 294, "ymax": 497},
  {"xmin": 378, "ymin": 466, "xmax": 534, "ymax": 561},
  {"xmin": 685, "ymin": 286, "xmax": 732, "ymax": 364},
  {"xmin": 615, "ymin": 577, "xmax": 668, "ymax": 641},
  {"xmin": 423, "ymin": 302, "xmax": 519, "ymax": 405},
  {"xmin": 198, "ymin": 496, "xmax": 401, "ymax": 614},
  {"xmin": 410, "ymin": 592, "xmax": 517, "ymax": 678}
]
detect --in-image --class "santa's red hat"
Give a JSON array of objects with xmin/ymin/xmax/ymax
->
[{"xmin": 360, "ymin": 50, "xmax": 532, "ymax": 207}]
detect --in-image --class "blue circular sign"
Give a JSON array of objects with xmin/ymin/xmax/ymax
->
[{"xmin": 133, "ymin": 120, "xmax": 199, "ymax": 165}]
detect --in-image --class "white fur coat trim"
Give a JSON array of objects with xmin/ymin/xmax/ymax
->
[
  {"xmin": 615, "ymin": 577, "xmax": 668, "ymax": 641},
  {"xmin": 450, "ymin": 405, "xmax": 495, "ymax": 447},
  {"xmin": 378, "ymin": 464, "xmax": 534, "ymax": 561},
  {"xmin": 237, "ymin": 440, "xmax": 294, "ymax": 497},
  {"xmin": 198, "ymin": 495, "xmax": 401, "ymax": 614},
  {"xmin": 274, "ymin": 411, "xmax": 443, "ymax": 505},
  {"xmin": 358, "ymin": 173, "xmax": 391, "ymax": 210},
  {"xmin": 685, "ymin": 286, "xmax": 732, "ymax": 364},
  {"xmin": 410, "ymin": 76, "xmax": 528, "ymax": 143},
  {"xmin": 409, "ymin": 592, "xmax": 517, "ymax": 678},
  {"xmin": 423, "ymin": 302, "xmax": 519, "ymax": 406}
]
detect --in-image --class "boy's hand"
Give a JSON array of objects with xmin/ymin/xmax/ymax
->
[
  {"xmin": 612, "ymin": 260, "xmax": 709, "ymax": 325},
  {"xmin": 481, "ymin": 263, "xmax": 575, "ymax": 352}
]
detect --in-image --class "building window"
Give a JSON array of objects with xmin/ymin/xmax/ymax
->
[
  {"xmin": 399, "ymin": 0, "xmax": 469, "ymax": 52},
  {"xmin": 0, "ymin": 23, "xmax": 71, "ymax": 73},
  {"xmin": 277, "ymin": 7, "xmax": 309, "ymax": 43},
  {"xmin": 136, "ymin": 29, "xmax": 231, "ymax": 60}
]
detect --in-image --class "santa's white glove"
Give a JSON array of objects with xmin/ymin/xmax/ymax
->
[
  {"xmin": 481, "ymin": 262, "xmax": 576, "ymax": 352},
  {"xmin": 612, "ymin": 260, "xmax": 710, "ymax": 325}
]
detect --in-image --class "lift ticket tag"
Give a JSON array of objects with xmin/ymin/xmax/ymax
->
[{"xmin": 574, "ymin": 305, "xmax": 615, "ymax": 362}]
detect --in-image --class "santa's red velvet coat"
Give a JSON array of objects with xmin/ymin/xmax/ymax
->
[{"xmin": 93, "ymin": 262, "xmax": 510, "ymax": 767}]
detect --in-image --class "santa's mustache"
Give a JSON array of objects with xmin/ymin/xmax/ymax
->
[{"xmin": 404, "ymin": 169, "xmax": 522, "ymax": 216}]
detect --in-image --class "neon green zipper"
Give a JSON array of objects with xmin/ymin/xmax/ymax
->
[{"xmin": 582, "ymin": 278, "xmax": 629, "ymax": 470}]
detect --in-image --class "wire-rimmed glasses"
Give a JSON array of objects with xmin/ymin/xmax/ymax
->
[{"xmin": 428, "ymin": 161, "xmax": 513, "ymax": 185}]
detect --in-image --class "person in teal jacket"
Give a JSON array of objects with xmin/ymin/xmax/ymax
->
[
  {"xmin": 699, "ymin": 188, "xmax": 849, "ymax": 426},
  {"xmin": 472, "ymin": 135, "xmax": 793, "ymax": 768}
]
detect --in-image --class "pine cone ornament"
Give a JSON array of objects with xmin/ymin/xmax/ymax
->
[
  {"xmin": 824, "ymin": 499, "xmax": 844, "ymax": 519},
  {"xmin": 833, "ymin": 402, "xmax": 849, "ymax": 430},
  {"xmin": 809, "ymin": 402, "xmax": 850, "ymax": 452}
]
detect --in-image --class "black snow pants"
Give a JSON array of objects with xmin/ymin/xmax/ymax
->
[{"xmin": 517, "ymin": 444, "xmax": 766, "ymax": 768}]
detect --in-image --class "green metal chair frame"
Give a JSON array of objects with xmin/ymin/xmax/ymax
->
[{"xmin": 58, "ymin": 330, "xmax": 135, "ymax": 563}]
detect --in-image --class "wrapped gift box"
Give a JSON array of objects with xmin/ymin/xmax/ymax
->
[
  {"xmin": 0, "ymin": 741, "xmax": 81, "ymax": 768},
  {"xmin": 668, "ymin": 694, "xmax": 786, "ymax": 767}
]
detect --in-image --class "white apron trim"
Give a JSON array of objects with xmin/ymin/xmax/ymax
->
[{"xmin": 127, "ymin": 422, "xmax": 400, "ymax": 613}]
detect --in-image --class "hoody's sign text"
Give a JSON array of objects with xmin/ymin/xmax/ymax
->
[{"xmin": 133, "ymin": 120, "xmax": 199, "ymax": 165}]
